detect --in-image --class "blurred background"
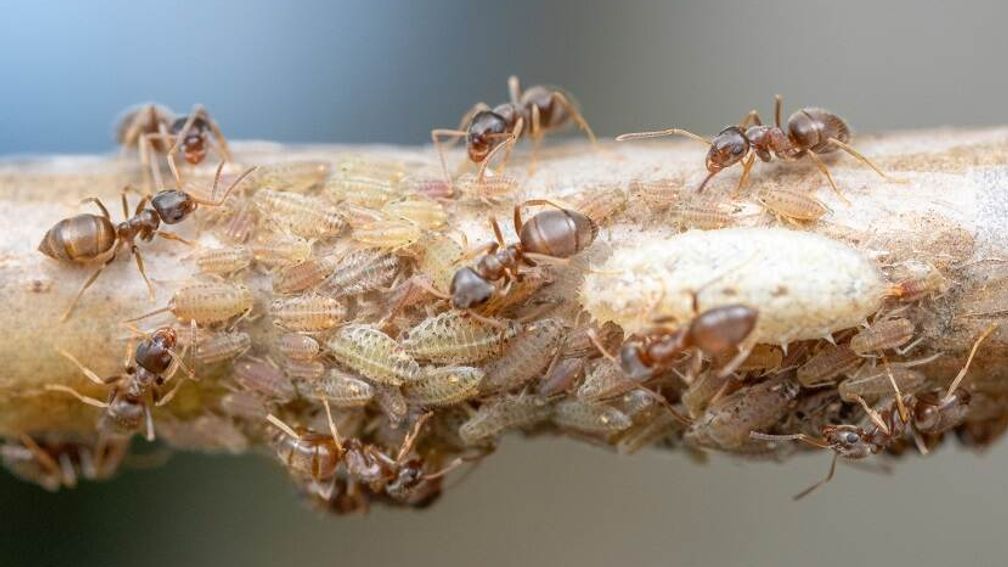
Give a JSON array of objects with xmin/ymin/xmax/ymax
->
[{"xmin": 2, "ymin": 1, "xmax": 1007, "ymax": 566}]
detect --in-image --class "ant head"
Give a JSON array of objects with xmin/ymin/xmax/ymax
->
[
  {"xmin": 151, "ymin": 327, "xmax": 178, "ymax": 348},
  {"xmin": 913, "ymin": 389, "xmax": 971, "ymax": 434},
  {"xmin": 466, "ymin": 111, "xmax": 508, "ymax": 163},
  {"xmin": 822, "ymin": 424, "xmax": 872, "ymax": 459},
  {"xmin": 706, "ymin": 126, "xmax": 750, "ymax": 171},
  {"xmin": 171, "ymin": 116, "xmax": 209, "ymax": 165},
  {"xmin": 449, "ymin": 267, "xmax": 495, "ymax": 309},
  {"xmin": 151, "ymin": 190, "xmax": 197, "ymax": 224}
]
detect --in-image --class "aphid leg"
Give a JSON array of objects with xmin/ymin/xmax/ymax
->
[
  {"xmin": 615, "ymin": 127, "xmax": 711, "ymax": 145},
  {"xmin": 395, "ymin": 412, "xmax": 432, "ymax": 463},
  {"xmin": 44, "ymin": 385, "xmax": 109, "ymax": 408},
  {"xmin": 266, "ymin": 414, "xmax": 301, "ymax": 440},
  {"xmin": 793, "ymin": 453, "xmax": 839, "ymax": 501},
  {"xmin": 60, "ymin": 252, "xmax": 119, "ymax": 322},
  {"xmin": 430, "ymin": 128, "xmax": 467, "ymax": 186},
  {"xmin": 805, "ymin": 151, "xmax": 852, "ymax": 206},
  {"xmin": 827, "ymin": 137, "xmax": 907, "ymax": 183},
  {"xmin": 155, "ymin": 230, "xmax": 195, "ymax": 246},
  {"xmin": 123, "ymin": 306, "xmax": 172, "ymax": 324},
  {"xmin": 750, "ymin": 431, "xmax": 831, "ymax": 449},
  {"xmin": 57, "ymin": 347, "xmax": 116, "ymax": 385},
  {"xmin": 130, "ymin": 245, "xmax": 157, "ymax": 301},
  {"xmin": 943, "ymin": 322, "xmax": 998, "ymax": 399},
  {"xmin": 57, "ymin": 451, "xmax": 78, "ymax": 488},
  {"xmin": 153, "ymin": 379, "xmax": 185, "ymax": 407},
  {"xmin": 733, "ymin": 152, "xmax": 757, "ymax": 196},
  {"xmin": 911, "ymin": 428, "xmax": 930, "ymax": 456},
  {"xmin": 320, "ymin": 397, "xmax": 344, "ymax": 452}
]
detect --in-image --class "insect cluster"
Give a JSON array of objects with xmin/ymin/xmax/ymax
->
[{"xmin": 14, "ymin": 85, "xmax": 1003, "ymax": 508}]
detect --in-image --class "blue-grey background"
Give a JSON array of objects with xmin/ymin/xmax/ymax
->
[{"xmin": 2, "ymin": 1, "xmax": 1007, "ymax": 566}]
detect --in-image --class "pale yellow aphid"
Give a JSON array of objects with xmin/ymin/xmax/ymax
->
[
  {"xmin": 850, "ymin": 318, "xmax": 915, "ymax": 355},
  {"xmin": 324, "ymin": 175, "xmax": 399, "ymax": 209},
  {"xmin": 233, "ymin": 358, "xmax": 296, "ymax": 402},
  {"xmin": 416, "ymin": 233, "xmax": 464, "ymax": 292},
  {"xmin": 154, "ymin": 282, "xmax": 253, "ymax": 326},
  {"xmin": 193, "ymin": 245, "xmax": 252, "ymax": 276},
  {"xmin": 796, "ymin": 343, "xmax": 862, "ymax": 387},
  {"xmin": 671, "ymin": 195, "xmax": 736, "ymax": 230},
  {"xmin": 571, "ymin": 186, "xmax": 628, "ymax": 227},
  {"xmin": 685, "ymin": 375, "xmax": 800, "ymax": 450},
  {"xmin": 257, "ymin": 189, "xmax": 345, "ymax": 239},
  {"xmin": 405, "ymin": 366, "xmax": 483, "ymax": 407},
  {"xmin": 382, "ymin": 196, "xmax": 448, "ymax": 230},
  {"xmin": 282, "ymin": 358, "xmax": 325, "ymax": 382},
  {"xmin": 628, "ymin": 177, "xmax": 681, "ymax": 211},
  {"xmin": 325, "ymin": 324, "xmax": 420, "ymax": 386},
  {"xmin": 583, "ymin": 227, "xmax": 888, "ymax": 344},
  {"xmin": 194, "ymin": 330, "xmax": 251, "ymax": 365},
  {"xmin": 250, "ymin": 233, "xmax": 313, "ymax": 269},
  {"xmin": 269, "ymin": 295, "xmax": 346, "ymax": 332},
  {"xmin": 401, "ymin": 311, "xmax": 522, "ymax": 365},
  {"xmin": 321, "ymin": 248, "xmax": 400, "ymax": 297},
  {"xmin": 276, "ymin": 333, "xmax": 320, "ymax": 361},
  {"xmin": 454, "ymin": 172, "xmax": 519, "ymax": 203},
  {"xmin": 481, "ymin": 318, "xmax": 566, "ymax": 394},
  {"xmin": 352, "ymin": 215, "xmax": 424, "ymax": 251},
  {"xmin": 838, "ymin": 366, "xmax": 927, "ymax": 402},
  {"xmin": 246, "ymin": 160, "xmax": 330, "ymax": 193},
  {"xmin": 458, "ymin": 395, "xmax": 553, "ymax": 446},
  {"xmin": 311, "ymin": 370, "xmax": 374, "ymax": 408},
  {"xmin": 575, "ymin": 359, "xmax": 636, "ymax": 403},
  {"xmin": 552, "ymin": 399, "xmax": 632, "ymax": 434},
  {"xmin": 273, "ymin": 256, "xmax": 338, "ymax": 295},
  {"xmin": 757, "ymin": 186, "xmax": 830, "ymax": 225}
]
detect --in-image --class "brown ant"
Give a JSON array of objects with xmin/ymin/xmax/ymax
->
[
  {"xmin": 117, "ymin": 103, "xmax": 233, "ymax": 192},
  {"xmin": 432, "ymin": 76, "xmax": 597, "ymax": 184},
  {"xmin": 266, "ymin": 400, "xmax": 475, "ymax": 504},
  {"xmin": 38, "ymin": 162, "xmax": 257, "ymax": 320},
  {"xmin": 45, "ymin": 326, "xmax": 196, "ymax": 441},
  {"xmin": 752, "ymin": 323, "xmax": 997, "ymax": 499},
  {"xmin": 617, "ymin": 95, "xmax": 903, "ymax": 201},
  {"xmin": 447, "ymin": 199, "xmax": 597, "ymax": 310}
]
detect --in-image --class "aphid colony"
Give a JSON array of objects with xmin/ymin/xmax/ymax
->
[{"xmin": 17, "ymin": 88, "xmax": 1000, "ymax": 509}]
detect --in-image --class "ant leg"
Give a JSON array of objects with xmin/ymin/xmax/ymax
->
[
  {"xmin": 805, "ymin": 151, "xmax": 852, "ymax": 206},
  {"xmin": 266, "ymin": 414, "xmax": 302, "ymax": 440},
  {"xmin": 616, "ymin": 127, "xmax": 711, "ymax": 146},
  {"xmin": 168, "ymin": 107, "xmax": 200, "ymax": 163},
  {"xmin": 739, "ymin": 110, "xmax": 763, "ymax": 128},
  {"xmin": 508, "ymin": 75, "xmax": 522, "ymax": 105},
  {"xmin": 879, "ymin": 352, "xmax": 908, "ymax": 423},
  {"xmin": 196, "ymin": 104, "xmax": 233, "ymax": 163},
  {"xmin": 463, "ymin": 310, "xmax": 507, "ymax": 329},
  {"xmin": 319, "ymin": 397, "xmax": 344, "ymax": 452},
  {"xmin": 156, "ymin": 120, "xmax": 183, "ymax": 188},
  {"xmin": 406, "ymin": 275, "xmax": 451, "ymax": 301},
  {"xmin": 137, "ymin": 134, "xmax": 159, "ymax": 195},
  {"xmin": 852, "ymin": 395, "xmax": 891, "ymax": 435},
  {"xmin": 60, "ymin": 254, "xmax": 118, "ymax": 322},
  {"xmin": 827, "ymin": 137, "xmax": 907, "ymax": 183},
  {"xmin": 44, "ymin": 385, "xmax": 109, "ymax": 408},
  {"xmin": 750, "ymin": 431, "xmax": 831, "ymax": 449},
  {"xmin": 18, "ymin": 434, "xmax": 64, "ymax": 486},
  {"xmin": 793, "ymin": 453, "xmax": 839, "ymax": 501},
  {"xmin": 774, "ymin": 94, "xmax": 783, "ymax": 128},
  {"xmin": 551, "ymin": 91, "xmax": 598, "ymax": 146},
  {"xmin": 488, "ymin": 216, "xmax": 506, "ymax": 247},
  {"xmin": 431, "ymin": 129, "xmax": 467, "ymax": 186},
  {"xmin": 143, "ymin": 404, "xmax": 155, "ymax": 441},
  {"xmin": 395, "ymin": 412, "xmax": 432, "ymax": 463},
  {"xmin": 476, "ymin": 133, "xmax": 518, "ymax": 182},
  {"xmin": 131, "ymin": 246, "xmax": 156, "ymax": 301},
  {"xmin": 156, "ymin": 231, "xmax": 195, "ymax": 246},
  {"xmin": 529, "ymin": 105, "xmax": 543, "ymax": 175},
  {"xmin": 944, "ymin": 322, "xmax": 998, "ymax": 399},
  {"xmin": 81, "ymin": 197, "xmax": 112, "ymax": 219},
  {"xmin": 733, "ymin": 152, "xmax": 757, "ymax": 196},
  {"xmin": 715, "ymin": 338, "xmax": 756, "ymax": 379}
]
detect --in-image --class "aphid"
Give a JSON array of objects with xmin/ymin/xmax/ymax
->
[
  {"xmin": 628, "ymin": 178, "xmax": 681, "ymax": 212},
  {"xmin": 838, "ymin": 366, "xmax": 928, "ymax": 403},
  {"xmin": 194, "ymin": 330, "xmax": 251, "ymax": 365},
  {"xmin": 562, "ymin": 321, "xmax": 624, "ymax": 360},
  {"xmin": 685, "ymin": 374, "xmax": 801, "ymax": 450},
  {"xmin": 321, "ymin": 248, "xmax": 400, "ymax": 297},
  {"xmin": 576, "ymin": 359, "xmax": 637, "ymax": 402},
  {"xmin": 130, "ymin": 281, "xmax": 253, "ymax": 326},
  {"xmin": 617, "ymin": 94, "xmax": 903, "ymax": 198},
  {"xmin": 250, "ymin": 233, "xmax": 314, "ymax": 269},
  {"xmin": 671, "ymin": 195, "xmax": 735, "ymax": 230},
  {"xmin": 450, "ymin": 199, "xmax": 598, "ymax": 309},
  {"xmin": 797, "ymin": 343, "xmax": 862, "ymax": 386},
  {"xmin": 383, "ymin": 196, "xmax": 448, "ymax": 230},
  {"xmin": 193, "ymin": 245, "xmax": 252, "ymax": 276},
  {"xmin": 276, "ymin": 333, "xmax": 321, "ymax": 361},
  {"xmin": 453, "ymin": 171, "xmax": 520, "ymax": 204},
  {"xmin": 552, "ymin": 399, "xmax": 632, "ymax": 434},
  {"xmin": 850, "ymin": 318, "xmax": 915, "ymax": 355},
  {"xmin": 326, "ymin": 324, "xmax": 421, "ymax": 386},
  {"xmin": 324, "ymin": 156, "xmax": 408, "ymax": 207},
  {"xmin": 374, "ymin": 384, "xmax": 409, "ymax": 426},
  {"xmin": 352, "ymin": 215, "xmax": 424, "ymax": 251},
  {"xmin": 1, "ymin": 435, "xmax": 128, "ymax": 492},
  {"xmin": 757, "ymin": 185, "xmax": 830, "ymax": 225},
  {"xmin": 274, "ymin": 256, "xmax": 338, "ymax": 295},
  {"xmin": 257, "ymin": 189, "xmax": 346, "ymax": 239},
  {"xmin": 458, "ymin": 395, "xmax": 554, "ymax": 445},
  {"xmin": 400, "ymin": 173, "xmax": 454, "ymax": 200},
  {"xmin": 282, "ymin": 358, "xmax": 326, "ymax": 382},
  {"xmin": 537, "ymin": 357, "xmax": 587, "ymax": 397},
  {"xmin": 247, "ymin": 161, "xmax": 330, "ymax": 193},
  {"xmin": 432, "ymin": 75, "xmax": 596, "ymax": 182},
  {"xmin": 731, "ymin": 344, "xmax": 784, "ymax": 373},
  {"xmin": 401, "ymin": 311, "xmax": 522, "ymax": 365},
  {"xmin": 415, "ymin": 233, "xmax": 464, "ymax": 293},
  {"xmin": 45, "ymin": 327, "xmax": 193, "ymax": 440},
  {"xmin": 218, "ymin": 390, "xmax": 269, "ymax": 421},
  {"xmin": 310, "ymin": 370, "xmax": 375, "ymax": 408},
  {"xmin": 682, "ymin": 370, "xmax": 732, "ymax": 418},
  {"xmin": 405, "ymin": 366, "xmax": 484, "ymax": 407},
  {"xmin": 481, "ymin": 318, "xmax": 566, "ymax": 394},
  {"xmin": 887, "ymin": 261, "xmax": 948, "ymax": 302},
  {"xmin": 39, "ymin": 163, "xmax": 256, "ymax": 320},
  {"xmin": 270, "ymin": 295, "xmax": 346, "ymax": 332},
  {"xmin": 570, "ymin": 186, "xmax": 628, "ymax": 227}
]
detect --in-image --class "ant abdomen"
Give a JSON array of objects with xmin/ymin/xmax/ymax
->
[
  {"xmin": 519, "ymin": 209, "xmax": 597, "ymax": 257},
  {"xmin": 787, "ymin": 108, "xmax": 851, "ymax": 154}
]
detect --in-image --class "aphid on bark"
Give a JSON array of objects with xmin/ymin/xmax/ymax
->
[
  {"xmin": 383, "ymin": 196, "xmax": 448, "ymax": 230},
  {"xmin": 576, "ymin": 359, "xmax": 638, "ymax": 402},
  {"xmin": 405, "ymin": 366, "xmax": 484, "ymax": 407},
  {"xmin": 257, "ymin": 189, "xmax": 346, "ymax": 239},
  {"xmin": 453, "ymin": 172, "xmax": 520, "ymax": 204},
  {"xmin": 352, "ymin": 215, "xmax": 424, "ymax": 251},
  {"xmin": 850, "ymin": 318, "xmax": 915, "ymax": 355},
  {"xmin": 401, "ymin": 311, "xmax": 522, "ymax": 365},
  {"xmin": 129, "ymin": 281, "xmax": 253, "ymax": 326},
  {"xmin": 274, "ymin": 256, "xmax": 338, "ymax": 295},
  {"xmin": 326, "ymin": 324, "xmax": 421, "ymax": 386},
  {"xmin": 1, "ymin": 435, "xmax": 128, "ymax": 492},
  {"xmin": 193, "ymin": 245, "xmax": 252, "ymax": 276},
  {"xmin": 310, "ymin": 370, "xmax": 375, "ymax": 408},
  {"xmin": 247, "ymin": 161, "xmax": 330, "ymax": 193},
  {"xmin": 537, "ymin": 357, "xmax": 587, "ymax": 397},
  {"xmin": 400, "ymin": 173, "xmax": 454, "ymax": 200},
  {"xmin": 628, "ymin": 178, "xmax": 681, "ymax": 211},
  {"xmin": 250, "ymin": 233, "xmax": 314, "ymax": 269},
  {"xmin": 480, "ymin": 318, "xmax": 566, "ymax": 394},
  {"xmin": 685, "ymin": 373, "xmax": 801, "ymax": 450},
  {"xmin": 194, "ymin": 330, "xmax": 251, "ymax": 365},
  {"xmin": 321, "ymin": 248, "xmax": 400, "ymax": 297},
  {"xmin": 283, "ymin": 358, "xmax": 326, "ymax": 382},
  {"xmin": 671, "ymin": 195, "xmax": 736, "ymax": 230},
  {"xmin": 270, "ymin": 295, "xmax": 346, "ymax": 332},
  {"xmin": 571, "ymin": 186, "xmax": 628, "ymax": 227},
  {"xmin": 220, "ymin": 199, "xmax": 259, "ymax": 244},
  {"xmin": 797, "ymin": 343, "xmax": 862, "ymax": 387},
  {"xmin": 552, "ymin": 399, "xmax": 632, "ymax": 435},
  {"xmin": 233, "ymin": 358, "xmax": 297, "ymax": 403},
  {"xmin": 757, "ymin": 185, "xmax": 830, "ymax": 225},
  {"xmin": 324, "ymin": 156, "xmax": 409, "ymax": 207},
  {"xmin": 886, "ymin": 260, "xmax": 949, "ymax": 302},
  {"xmin": 838, "ymin": 366, "xmax": 928, "ymax": 403},
  {"xmin": 277, "ymin": 333, "xmax": 321, "ymax": 361},
  {"xmin": 458, "ymin": 395, "xmax": 553, "ymax": 445}
]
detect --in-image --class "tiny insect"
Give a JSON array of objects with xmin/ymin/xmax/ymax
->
[
  {"xmin": 838, "ymin": 366, "xmax": 928, "ymax": 404},
  {"xmin": 401, "ymin": 311, "xmax": 522, "ymax": 365},
  {"xmin": 220, "ymin": 200, "xmax": 260, "ymax": 244},
  {"xmin": 886, "ymin": 261, "xmax": 949, "ymax": 302},
  {"xmin": 1, "ymin": 434, "xmax": 128, "ymax": 492},
  {"xmin": 310, "ymin": 370, "xmax": 375, "ymax": 408},
  {"xmin": 850, "ymin": 317, "xmax": 916, "ymax": 355},
  {"xmin": 552, "ymin": 399, "xmax": 632, "ymax": 435},
  {"xmin": 670, "ymin": 195, "xmax": 736, "ymax": 230},
  {"xmin": 449, "ymin": 199, "xmax": 597, "ymax": 309},
  {"xmin": 432, "ymin": 75, "xmax": 597, "ymax": 182},
  {"xmin": 194, "ymin": 330, "xmax": 251, "ymax": 365},
  {"xmin": 192, "ymin": 245, "xmax": 253, "ymax": 276},
  {"xmin": 481, "ymin": 318, "xmax": 566, "ymax": 394},
  {"xmin": 257, "ymin": 189, "xmax": 346, "ymax": 239},
  {"xmin": 537, "ymin": 357, "xmax": 587, "ymax": 397},
  {"xmin": 400, "ymin": 173, "xmax": 454, "ymax": 200},
  {"xmin": 454, "ymin": 171, "xmax": 520, "ymax": 204},
  {"xmin": 324, "ymin": 156, "xmax": 409, "ymax": 207},
  {"xmin": 274, "ymin": 256, "xmax": 338, "ymax": 295},
  {"xmin": 39, "ymin": 163, "xmax": 256, "ymax": 320},
  {"xmin": 232, "ymin": 358, "xmax": 297, "ymax": 403},
  {"xmin": 326, "ymin": 324, "xmax": 421, "ymax": 386},
  {"xmin": 250, "ymin": 233, "xmax": 314, "ymax": 269},
  {"xmin": 562, "ymin": 321, "xmax": 624, "ymax": 360},
  {"xmin": 352, "ymin": 215, "xmax": 424, "ymax": 251},
  {"xmin": 270, "ymin": 295, "xmax": 346, "ymax": 332},
  {"xmin": 628, "ymin": 178, "xmax": 681, "ymax": 212},
  {"xmin": 757, "ymin": 185, "xmax": 830, "ymax": 225},
  {"xmin": 46, "ymin": 327, "xmax": 195, "ymax": 440},
  {"xmin": 282, "ymin": 358, "xmax": 326, "ymax": 382},
  {"xmin": 618, "ymin": 95, "xmax": 903, "ymax": 198},
  {"xmin": 797, "ymin": 343, "xmax": 862, "ymax": 387},
  {"xmin": 129, "ymin": 280, "xmax": 253, "ymax": 327},
  {"xmin": 382, "ymin": 196, "xmax": 448, "ymax": 230},
  {"xmin": 458, "ymin": 395, "xmax": 554, "ymax": 446},
  {"xmin": 247, "ymin": 161, "xmax": 330, "ymax": 193},
  {"xmin": 416, "ymin": 233, "xmax": 465, "ymax": 293},
  {"xmin": 576, "ymin": 359, "xmax": 638, "ymax": 403},
  {"xmin": 571, "ymin": 186, "xmax": 628, "ymax": 227},
  {"xmin": 321, "ymin": 248, "xmax": 400, "ymax": 297},
  {"xmin": 276, "ymin": 333, "xmax": 321, "ymax": 361},
  {"xmin": 405, "ymin": 366, "xmax": 484, "ymax": 408},
  {"xmin": 686, "ymin": 373, "xmax": 801, "ymax": 450},
  {"xmin": 374, "ymin": 384, "xmax": 409, "ymax": 426}
]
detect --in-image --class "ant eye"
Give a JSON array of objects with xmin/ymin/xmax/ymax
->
[{"xmin": 842, "ymin": 431, "xmax": 860, "ymax": 445}]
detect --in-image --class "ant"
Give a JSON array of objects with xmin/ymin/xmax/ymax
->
[
  {"xmin": 117, "ymin": 103, "xmax": 233, "ymax": 193},
  {"xmin": 432, "ymin": 76, "xmax": 597, "ymax": 184},
  {"xmin": 447, "ymin": 199, "xmax": 597, "ymax": 310},
  {"xmin": 266, "ymin": 399, "xmax": 475, "ymax": 504},
  {"xmin": 38, "ymin": 161, "xmax": 257, "ymax": 320},
  {"xmin": 752, "ymin": 322, "xmax": 997, "ymax": 499},
  {"xmin": 45, "ymin": 326, "xmax": 197, "ymax": 441},
  {"xmin": 1, "ymin": 434, "xmax": 128, "ymax": 492},
  {"xmin": 617, "ymin": 95, "xmax": 904, "ymax": 201}
]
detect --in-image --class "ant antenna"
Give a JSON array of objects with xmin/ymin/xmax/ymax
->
[
  {"xmin": 266, "ymin": 414, "xmax": 301, "ymax": 440},
  {"xmin": 944, "ymin": 322, "xmax": 997, "ymax": 399}
]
